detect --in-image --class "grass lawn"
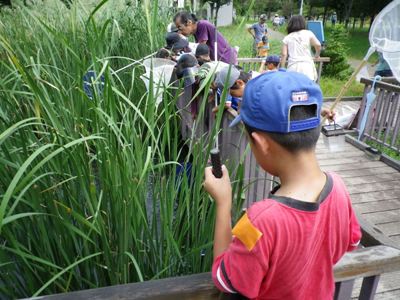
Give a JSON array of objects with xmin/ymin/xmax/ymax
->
[
  {"xmin": 218, "ymin": 23, "xmax": 282, "ymax": 58},
  {"xmin": 319, "ymin": 78, "xmax": 364, "ymax": 97}
]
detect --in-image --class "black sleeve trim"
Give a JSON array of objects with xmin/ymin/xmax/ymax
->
[{"xmin": 221, "ymin": 259, "xmax": 238, "ymax": 293}]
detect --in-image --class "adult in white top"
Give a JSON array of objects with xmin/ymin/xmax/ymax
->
[
  {"xmin": 281, "ymin": 15, "xmax": 321, "ymax": 81},
  {"xmin": 272, "ymin": 14, "xmax": 280, "ymax": 30}
]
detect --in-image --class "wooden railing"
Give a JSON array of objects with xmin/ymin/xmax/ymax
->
[
  {"xmin": 34, "ymin": 245, "xmax": 400, "ymax": 300},
  {"xmin": 358, "ymin": 77, "xmax": 400, "ymax": 154},
  {"xmin": 237, "ymin": 57, "xmax": 330, "ymax": 84}
]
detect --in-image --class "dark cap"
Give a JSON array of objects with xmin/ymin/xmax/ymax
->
[
  {"xmin": 176, "ymin": 53, "xmax": 198, "ymax": 86},
  {"xmin": 265, "ymin": 55, "xmax": 280, "ymax": 63},
  {"xmin": 195, "ymin": 44, "xmax": 210, "ymax": 57},
  {"xmin": 165, "ymin": 32, "xmax": 189, "ymax": 50}
]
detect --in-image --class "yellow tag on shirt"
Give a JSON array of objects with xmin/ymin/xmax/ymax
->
[{"xmin": 232, "ymin": 213, "xmax": 262, "ymax": 251}]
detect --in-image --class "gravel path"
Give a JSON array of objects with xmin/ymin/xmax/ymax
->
[
  {"xmin": 267, "ymin": 28, "xmax": 285, "ymax": 41},
  {"xmin": 348, "ymin": 58, "xmax": 374, "ymax": 77}
]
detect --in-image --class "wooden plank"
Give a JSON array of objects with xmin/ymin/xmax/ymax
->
[
  {"xmin": 37, "ymin": 273, "xmax": 223, "ymax": 300},
  {"xmin": 351, "ymin": 272, "xmax": 400, "ymax": 298},
  {"xmin": 390, "ymin": 235, "xmax": 400, "ymax": 245},
  {"xmin": 362, "ymin": 209, "xmax": 400, "ymax": 225},
  {"xmin": 318, "ymin": 156, "xmax": 375, "ymax": 167},
  {"xmin": 360, "ymin": 272, "xmax": 400, "ymax": 295},
  {"xmin": 323, "ymin": 161, "xmax": 387, "ymax": 172},
  {"xmin": 334, "ymin": 246, "xmax": 400, "ymax": 282},
  {"xmin": 361, "ymin": 77, "xmax": 400, "ymax": 94},
  {"xmin": 315, "ymin": 142, "xmax": 361, "ymax": 149},
  {"xmin": 36, "ymin": 246, "xmax": 400, "ymax": 300},
  {"xmin": 316, "ymin": 150, "xmax": 365, "ymax": 160},
  {"xmin": 351, "ymin": 190, "xmax": 400, "ymax": 204},
  {"xmin": 353, "ymin": 200, "xmax": 400, "ymax": 214},
  {"xmin": 346, "ymin": 181, "xmax": 400, "ymax": 195},
  {"xmin": 335, "ymin": 167, "xmax": 398, "ymax": 179},
  {"xmin": 378, "ymin": 222, "xmax": 400, "ymax": 236},
  {"xmin": 351, "ymin": 272, "xmax": 400, "ymax": 300},
  {"xmin": 373, "ymin": 289, "xmax": 400, "ymax": 300},
  {"xmin": 316, "ymin": 141, "xmax": 353, "ymax": 152},
  {"xmin": 342, "ymin": 173, "xmax": 400, "ymax": 186},
  {"xmin": 316, "ymin": 147, "xmax": 366, "ymax": 155},
  {"xmin": 356, "ymin": 214, "xmax": 400, "ymax": 249},
  {"xmin": 374, "ymin": 271, "xmax": 400, "ymax": 294}
]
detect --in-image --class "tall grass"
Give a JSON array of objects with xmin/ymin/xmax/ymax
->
[{"xmin": 0, "ymin": 1, "xmax": 247, "ymax": 298}]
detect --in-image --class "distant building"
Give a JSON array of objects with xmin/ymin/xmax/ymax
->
[
  {"xmin": 206, "ymin": 2, "xmax": 234, "ymax": 26},
  {"xmin": 160, "ymin": 0, "xmax": 234, "ymax": 26}
]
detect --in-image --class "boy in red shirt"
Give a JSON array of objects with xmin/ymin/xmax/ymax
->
[{"xmin": 204, "ymin": 70, "xmax": 361, "ymax": 299}]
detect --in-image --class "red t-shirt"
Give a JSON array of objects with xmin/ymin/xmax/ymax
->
[{"xmin": 212, "ymin": 172, "xmax": 361, "ymax": 299}]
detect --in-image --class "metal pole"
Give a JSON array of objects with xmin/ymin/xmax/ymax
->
[
  {"xmin": 214, "ymin": 3, "xmax": 218, "ymax": 62},
  {"xmin": 214, "ymin": 3, "xmax": 219, "ymax": 150},
  {"xmin": 300, "ymin": 0, "xmax": 304, "ymax": 15}
]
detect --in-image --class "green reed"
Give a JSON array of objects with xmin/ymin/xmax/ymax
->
[{"xmin": 0, "ymin": 1, "xmax": 247, "ymax": 298}]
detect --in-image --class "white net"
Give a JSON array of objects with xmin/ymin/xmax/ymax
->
[
  {"xmin": 141, "ymin": 58, "xmax": 176, "ymax": 106},
  {"xmin": 369, "ymin": 0, "xmax": 400, "ymax": 80}
]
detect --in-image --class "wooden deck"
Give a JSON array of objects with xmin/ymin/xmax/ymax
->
[{"xmin": 319, "ymin": 100, "xmax": 400, "ymax": 299}]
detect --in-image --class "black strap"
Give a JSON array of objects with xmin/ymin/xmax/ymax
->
[{"xmin": 221, "ymin": 259, "xmax": 238, "ymax": 293}]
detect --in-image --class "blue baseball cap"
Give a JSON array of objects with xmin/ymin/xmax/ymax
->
[
  {"xmin": 229, "ymin": 70, "xmax": 322, "ymax": 133},
  {"xmin": 265, "ymin": 55, "xmax": 280, "ymax": 63}
]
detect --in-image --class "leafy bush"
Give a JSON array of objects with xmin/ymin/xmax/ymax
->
[{"xmin": 321, "ymin": 25, "xmax": 352, "ymax": 80}]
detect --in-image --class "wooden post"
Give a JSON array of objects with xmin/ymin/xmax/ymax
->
[
  {"xmin": 334, "ymin": 280, "xmax": 355, "ymax": 300},
  {"xmin": 317, "ymin": 60, "xmax": 323, "ymax": 84},
  {"xmin": 359, "ymin": 275, "xmax": 380, "ymax": 300}
]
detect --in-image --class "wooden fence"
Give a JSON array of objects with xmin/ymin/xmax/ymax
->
[
  {"xmin": 34, "ymin": 245, "xmax": 400, "ymax": 300},
  {"xmin": 237, "ymin": 57, "xmax": 330, "ymax": 84},
  {"xmin": 358, "ymin": 77, "xmax": 400, "ymax": 154}
]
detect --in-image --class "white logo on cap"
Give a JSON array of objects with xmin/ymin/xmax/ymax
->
[{"xmin": 292, "ymin": 91, "xmax": 309, "ymax": 102}]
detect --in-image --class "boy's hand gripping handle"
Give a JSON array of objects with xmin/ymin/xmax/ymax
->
[{"xmin": 210, "ymin": 149, "xmax": 223, "ymax": 178}]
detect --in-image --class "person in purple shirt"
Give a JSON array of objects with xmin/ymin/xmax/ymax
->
[{"xmin": 173, "ymin": 11, "xmax": 237, "ymax": 64}]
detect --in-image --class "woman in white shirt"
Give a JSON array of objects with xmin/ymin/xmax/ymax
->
[{"xmin": 281, "ymin": 15, "xmax": 321, "ymax": 81}]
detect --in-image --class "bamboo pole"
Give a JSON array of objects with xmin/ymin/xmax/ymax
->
[{"xmin": 322, "ymin": 47, "xmax": 375, "ymax": 124}]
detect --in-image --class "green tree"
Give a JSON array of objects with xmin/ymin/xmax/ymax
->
[
  {"xmin": 254, "ymin": 0, "xmax": 281, "ymax": 18},
  {"xmin": 281, "ymin": 0, "xmax": 293, "ymax": 17},
  {"xmin": 0, "ymin": 0, "xmax": 11, "ymax": 6},
  {"xmin": 321, "ymin": 25, "xmax": 352, "ymax": 79},
  {"xmin": 201, "ymin": 0, "xmax": 231, "ymax": 24}
]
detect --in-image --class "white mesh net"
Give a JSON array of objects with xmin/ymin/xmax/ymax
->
[
  {"xmin": 369, "ymin": 0, "xmax": 400, "ymax": 80},
  {"xmin": 141, "ymin": 58, "xmax": 176, "ymax": 106}
]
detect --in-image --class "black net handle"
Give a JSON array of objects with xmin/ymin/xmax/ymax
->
[{"xmin": 210, "ymin": 149, "xmax": 223, "ymax": 178}]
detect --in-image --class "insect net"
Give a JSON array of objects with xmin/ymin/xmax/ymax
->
[{"xmin": 369, "ymin": 0, "xmax": 400, "ymax": 80}]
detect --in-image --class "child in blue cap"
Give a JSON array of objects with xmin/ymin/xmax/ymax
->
[
  {"xmin": 259, "ymin": 55, "xmax": 281, "ymax": 73},
  {"xmin": 204, "ymin": 70, "xmax": 361, "ymax": 299}
]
